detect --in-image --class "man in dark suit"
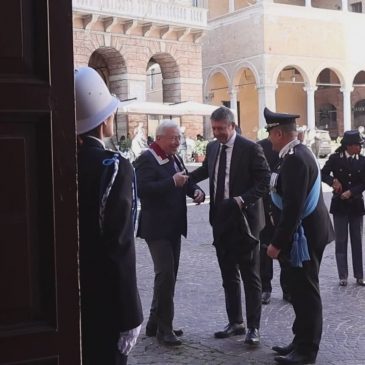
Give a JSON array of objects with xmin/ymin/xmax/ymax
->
[
  {"xmin": 76, "ymin": 67, "xmax": 143, "ymax": 365},
  {"xmin": 321, "ymin": 130, "xmax": 365, "ymax": 287},
  {"xmin": 257, "ymin": 138, "xmax": 290, "ymax": 305},
  {"xmin": 265, "ymin": 107, "xmax": 334, "ymax": 364},
  {"xmin": 134, "ymin": 120, "xmax": 205, "ymax": 346},
  {"xmin": 190, "ymin": 106, "xmax": 270, "ymax": 345}
]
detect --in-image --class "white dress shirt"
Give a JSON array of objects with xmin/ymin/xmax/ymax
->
[{"xmin": 214, "ymin": 131, "xmax": 237, "ymax": 200}]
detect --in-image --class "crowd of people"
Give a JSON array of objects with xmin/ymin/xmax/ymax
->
[{"xmin": 75, "ymin": 67, "xmax": 365, "ymax": 365}]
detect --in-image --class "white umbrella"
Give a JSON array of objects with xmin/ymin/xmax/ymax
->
[
  {"xmin": 118, "ymin": 99, "xmax": 237, "ymax": 118},
  {"xmin": 118, "ymin": 100, "xmax": 174, "ymax": 115},
  {"xmin": 168, "ymin": 101, "xmax": 221, "ymax": 116}
]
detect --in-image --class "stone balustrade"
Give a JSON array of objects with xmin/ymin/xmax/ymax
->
[{"xmin": 73, "ymin": 0, "xmax": 208, "ymax": 28}]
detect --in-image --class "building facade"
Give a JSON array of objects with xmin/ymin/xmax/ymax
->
[
  {"xmin": 72, "ymin": 0, "xmax": 207, "ymax": 140},
  {"xmin": 203, "ymin": 0, "xmax": 365, "ymax": 140}
]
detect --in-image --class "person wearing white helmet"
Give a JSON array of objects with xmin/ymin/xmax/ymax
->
[{"xmin": 75, "ymin": 67, "xmax": 143, "ymax": 365}]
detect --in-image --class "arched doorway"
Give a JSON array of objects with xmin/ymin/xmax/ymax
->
[
  {"xmin": 88, "ymin": 48, "xmax": 128, "ymax": 143},
  {"xmin": 143, "ymin": 54, "xmax": 181, "ymax": 138},
  {"xmin": 315, "ymin": 68, "xmax": 341, "ymax": 138},
  {"xmin": 317, "ymin": 103, "xmax": 337, "ymax": 134},
  {"xmin": 232, "ymin": 67, "xmax": 258, "ymax": 140},
  {"xmin": 353, "ymin": 100, "xmax": 365, "ymax": 129},
  {"xmin": 352, "ymin": 71, "xmax": 365, "ymax": 129},
  {"xmin": 205, "ymin": 70, "xmax": 229, "ymax": 137},
  {"xmin": 276, "ymin": 66, "xmax": 306, "ymax": 126}
]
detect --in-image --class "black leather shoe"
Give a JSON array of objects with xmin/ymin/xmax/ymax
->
[
  {"xmin": 356, "ymin": 278, "xmax": 365, "ymax": 286},
  {"xmin": 146, "ymin": 322, "xmax": 183, "ymax": 337},
  {"xmin": 244, "ymin": 328, "xmax": 260, "ymax": 345},
  {"xmin": 272, "ymin": 343, "xmax": 296, "ymax": 356},
  {"xmin": 214, "ymin": 323, "xmax": 246, "ymax": 338},
  {"xmin": 274, "ymin": 350, "xmax": 316, "ymax": 364},
  {"xmin": 156, "ymin": 331, "xmax": 182, "ymax": 346},
  {"xmin": 262, "ymin": 291, "xmax": 271, "ymax": 304}
]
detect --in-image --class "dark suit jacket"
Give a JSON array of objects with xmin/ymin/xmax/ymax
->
[
  {"xmin": 257, "ymin": 138, "xmax": 280, "ymax": 243},
  {"xmin": 78, "ymin": 137, "xmax": 143, "ymax": 341},
  {"xmin": 134, "ymin": 149, "xmax": 203, "ymax": 241},
  {"xmin": 321, "ymin": 151, "xmax": 365, "ymax": 216},
  {"xmin": 272, "ymin": 143, "xmax": 334, "ymax": 255},
  {"xmin": 190, "ymin": 134, "xmax": 270, "ymax": 237}
]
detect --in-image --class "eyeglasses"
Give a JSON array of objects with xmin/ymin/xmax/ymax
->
[{"xmin": 163, "ymin": 135, "xmax": 181, "ymax": 142}]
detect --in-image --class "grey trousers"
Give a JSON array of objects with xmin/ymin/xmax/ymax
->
[
  {"xmin": 147, "ymin": 237, "xmax": 181, "ymax": 333},
  {"xmin": 333, "ymin": 214, "xmax": 364, "ymax": 280}
]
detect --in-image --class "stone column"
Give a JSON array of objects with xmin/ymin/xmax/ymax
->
[
  {"xmin": 341, "ymin": 87, "xmax": 353, "ymax": 132},
  {"xmin": 229, "ymin": 87, "xmax": 238, "ymax": 119},
  {"xmin": 342, "ymin": 0, "xmax": 348, "ymax": 11},
  {"xmin": 257, "ymin": 84, "xmax": 277, "ymax": 128},
  {"xmin": 305, "ymin": 0, "xmax": 312, "ymax": 7},
  {"xmin": 303, "ymin": 85, "xmax": 317, "ymax": 130},
  {"xmin": 229, "ymin": 0, "xmax": 235, "ymax": 13}
]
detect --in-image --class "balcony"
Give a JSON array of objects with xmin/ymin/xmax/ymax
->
[{"xmin": 73, "ymin": 0, "xmax": 208, "ymax": 29}]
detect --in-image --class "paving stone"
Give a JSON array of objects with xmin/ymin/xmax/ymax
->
[{"xmin": 130, "ymin": 173, "xmax": 365, "ymax": 365}]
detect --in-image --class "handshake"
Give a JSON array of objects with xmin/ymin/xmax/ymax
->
[
  {"xmin": 172, "ymin": 171, "xmax": 205, "ymax": 204},
  {"xmin": 173, "ymin": 171, "xmax": 189, "ymax": 187}
]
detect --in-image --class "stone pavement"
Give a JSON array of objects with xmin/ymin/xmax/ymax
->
[{"xmin": 129, "ymin": 186, "xmax": 365, "ymax": 365}]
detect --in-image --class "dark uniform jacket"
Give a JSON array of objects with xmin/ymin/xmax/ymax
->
[
  {"xmin": 190, "ymin": 134, "xmax": 270, "ymax": 237},
  {"xmin": 78, "ymin": 137, "xmax": 143, "ymax": 345},
  {"xmin": 321, "ymin": 151, "xmax": 365, "ymax": 216},
  {"xmin": 271, "ymin": 142, "xmax": 334, "ymax": 255},
  {"xmin": 134, "ymin": 149, "xmax": 203, "ymax": 241}
]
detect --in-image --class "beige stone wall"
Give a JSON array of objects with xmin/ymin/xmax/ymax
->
[
  {"xmin": 207, "ymin": 0, "xmax": 229, "ymax": 19},
  {"xmin": 203, "ymin": 14, "xmax": 264, "ymax": 66},
  {"xmin": 276, "ymin": 83, "xmax": 307, "ymax": 125},
  {"xmin": 203, "ymin": 2, "xmax": 365, "ymax": 136}
]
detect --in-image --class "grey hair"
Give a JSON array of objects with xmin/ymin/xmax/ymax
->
[
  {"xmin": 211, "ymin": 106, "xmax": 235, "ymax": 124},
  {"xmin": 156, "ymin": 119, "xmax": 180, "ymax": 136}
]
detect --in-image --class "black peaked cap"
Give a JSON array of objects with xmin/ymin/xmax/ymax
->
[{"xmin": 264, "ymin": 107, "xmax": 300, "ymax": 131}]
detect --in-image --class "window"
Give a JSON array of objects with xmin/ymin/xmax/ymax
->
[
  {"xmin": 192, "ymin": 0, "xmax": 199, "ymax": 7},
  {"xmin": 150, "ymin": 68, "xmax": 155, "ymax": 90},
  {"xmin": 351, "ymin": 2, "xmax": 363, "ymax": 13}
]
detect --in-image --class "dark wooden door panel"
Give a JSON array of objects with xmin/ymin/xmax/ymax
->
[
  {"xmin": 0, "ymin": 0, "xmax": 80, "ymax": 364},
  {"xmin": 0, "ymin": 117, "xmax": 55, "ymax": 332},
  {"xmin": 0, "ymin": 0, "xmax": 48, "ymax": 79}
]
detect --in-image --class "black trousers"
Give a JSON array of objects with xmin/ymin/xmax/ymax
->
[
  {"xmin": 82, "ymin": 340, "xmax": 128, "ymax": 365},
  {"xmin": 215, "ymin": 244, "xmax": 262, "ymax": 329},
  {"xmin": 333, "ymin": 214, "xmax": 364, "ymax": 280},
  {"xmin": 285, "ymin": 245, "xmax": 325, "ymax": 357},
  {"xmin": 260, "ymin": 245, "xmax": 290, "ymax": 295},
  {"xmin": 147, "ymin": 237, "xmax": 181, "ymax": 333},
  {"xmin": 260, "ymin": 222, "xmax": 290, "ymax": 295}
]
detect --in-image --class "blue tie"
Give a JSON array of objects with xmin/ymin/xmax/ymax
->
[{"xmin": 215, "ymin": 144, "xmax": 227, "ymax": 205}]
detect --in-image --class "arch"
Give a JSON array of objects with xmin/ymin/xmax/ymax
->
[
  {"xmin": 88, "ymin": 47, "xmax": 128, "ymax": 99},
  {"xmin": 317, "ymin": 103, "xmax": 337, "ymax": 131},
  {"xmin": 353, "ymin": 70, "xmax": 365, "ymax": 86},
  {"xmin": 231, "ymin": 64, "xmax": 259, "ymax": 140},
  {"xmin": 314, "ymin": 67, "xmax": 343, "ymax": 137},
  {"xmin": 313, "ymin": 65, "xmax": 345, "ymax": 87},
  {"xmin": 272, "ymin": 63, "xmax": 310, "ymax": 87},
  {"xmin": 275, "ymin": 65, "xmax": 307, "ymax": 126},
  {"xmin": 146, "ymin": 52, "xmax": 181, "ymax": 103},
  {"xmin": 204, "ymin": 66, "xmax": 231, "ymax": 96},
  {"xmin": 353, "ymin": 99, "xmax": 365, "ymax": 129},
  {"xmin": 232, "ymin": 61, "xmax": 259, "ymax": 86}
]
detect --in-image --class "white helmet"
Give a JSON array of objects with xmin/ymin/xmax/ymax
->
[{"xmin": 75, "ymin": 67, "xmax": 119, "ymax": 135}]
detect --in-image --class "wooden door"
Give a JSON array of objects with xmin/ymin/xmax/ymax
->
[{"xmin": 0, "ymin": 1, "xmax": 80, "ymax": 364}]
